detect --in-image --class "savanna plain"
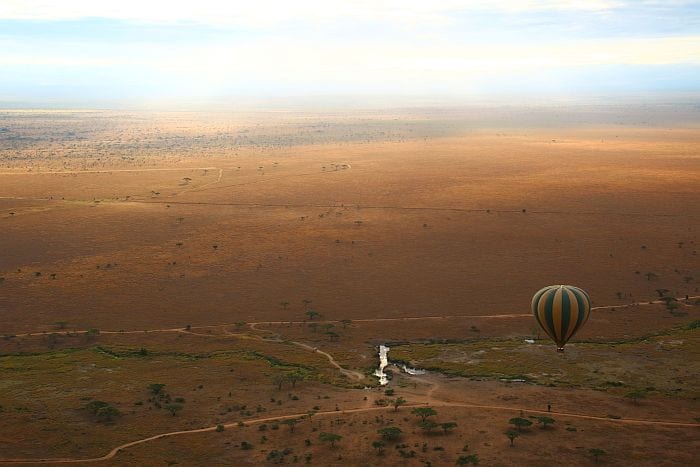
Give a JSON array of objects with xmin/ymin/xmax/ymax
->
[{"xmin": 0, "ymin": 105, "xmax": 698, "ymax": 466}]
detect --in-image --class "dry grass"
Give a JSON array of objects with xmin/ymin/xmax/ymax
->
[{"xmin": 1, "ymin": 109, "xmax": 699, "ymax": 464}]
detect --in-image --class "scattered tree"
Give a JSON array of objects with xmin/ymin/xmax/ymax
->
[
  {"xmin": 85, "ymin": 401, "xmax": 120, "ymax": 422},
  {"xmin": 589, "ymin": 448, "xmax": 606, "ymax": 463},
  {"xmin": 272, "ymin": 374, "xmax": 286, "ymax": 390},
  {"xmin": 420, "ymin": 419, "xmax": 439, "ymax": 434},
  {"xmin": 327, "ymin": 331, "xmax": 339, "ymax": 341},
  {"xmin": 377, "ymin": 426, "xmax": 402, "ymax": 441},
  {"xmin": 166, "ymin": 403, "xmax": 183, "ymax": 416},
  {"xmin": 96, "ymin": 405, "xmax": 121, "ymax": 422},
  {"xmin": 282, "ymin": 418, "xmax": 299, "ymax": 433},
  {"xmin": 85, "ymin": 328, "xmax": 99, "ymax": 341},
  {"xmin": 625, "ymin": 390, "xmax": 646, "ymax": 405},
  {"xmin": 506, "ymin": 429, "xmax": 520, "ymax": 446},
  {"xmin": 392, "ymin": 397, "xmax": 407, "ymax": 412},
  {"xmin": 509, "ymin": 417, "xmax": 533, "ymax": 431},
  {"xmin": 412, "ymin": 407, "xmax": 437, "ymax": 422},
  {"xmin": 456, "ymin": 454, "xmax": 480, "ymax": 466},
  {"xmin": 149, "ymin": 383, "xmax": 166, "ymax": 395},
  {"xmin": 441, "ymin": 422, "xmax": 458, "ymax": 434},
  {"xmin": 288, "ymin": 370, "xmax": 306, "ymax": 388},
  {"xmin": 372, "ymin": 440, "xmax": 386, "ymax": 454},
  {"xmin": 319, "ymin": 432, "xmax": 342, "ymax": 448},
  {"xmin": 305, "ymin": 310, "xmax": 320, "ymax": 320},
  {"xmin": 536, "ymin": 416, "xmax": 555, "ymax": 429}
]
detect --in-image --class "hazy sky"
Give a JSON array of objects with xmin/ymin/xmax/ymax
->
[{"xmin": 1, "ymin": 0, "xmax": 699, "ymax": 105}]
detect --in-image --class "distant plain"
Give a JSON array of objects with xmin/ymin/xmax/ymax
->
[{"xmin": 0, "ymin": 106, "xmax": 698, "ymax": 465}]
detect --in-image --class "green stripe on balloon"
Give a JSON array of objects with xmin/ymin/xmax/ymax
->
[{"xmin": 531, "ymin": 284, "xmax": 591, "ymax": 351}]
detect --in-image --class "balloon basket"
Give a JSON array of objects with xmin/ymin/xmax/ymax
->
[{"xmin": 556, "ymin": 347, "xmax": 565, "ymax": 353}]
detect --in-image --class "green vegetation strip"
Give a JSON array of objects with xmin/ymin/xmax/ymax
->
[{"xmin": 390, "ymin": 322, "xmax": 699, "ymax": 396}]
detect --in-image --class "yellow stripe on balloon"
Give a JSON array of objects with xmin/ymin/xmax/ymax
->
[
  {"xmin": 552, "ymin": 286, "xmax": 563, "ymax": 344},
  {"xmin": 575, "ymin": 286, "xmax": 591, "ymax": 328},
  {"xmin": 564, "ymin": 287, "xmax": 579, "ymax": 342},
  {"xmin": 538, "ymin": 288, "xmax": 556, "ymax": 342}
]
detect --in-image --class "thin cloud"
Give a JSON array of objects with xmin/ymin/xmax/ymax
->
[
  {"xmin": 0, "ymin": 0, "xmax": 624, "ymax": 27},
  {"xmin": 1, "ymin": 1, "xmax": 698, "ymax": 101}
]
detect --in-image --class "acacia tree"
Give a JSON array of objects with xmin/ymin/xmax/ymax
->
[
  {"xmin": 456, "ymin": 454, "xmax": 480, "ymax": 466},
  {"xmin": 96, "ymin": 405, "xmax": 121, "ymax": 422},
  {"xmin": 85, "ymin": 328, "xmax": 99, "ymax": 341},
  {"xmin": 148, "ymin": 383, "xmax": 166, "ymax": 395},
  {"xmin": 509, "ymin": 417, "xmax": 532, "ymax": 432},
  {"xmin": 589, "ymin": 448, "xmax": 606, "ymax": 463},
  {"xmin": 625, "ymin": 391, "xmax": 646, "ymax": 405},
  {"xmin": 412, "ymin": 407, "xmax": 437, "ymax": 422},
  {"xmin": 536, "ymin": 416, "xmax": 555, "ymax": 429},
  {"xmin": 86, "ymin": 401, "xmax": 121, "ymax": 422},
  {"xmin": 305, "ymin": 310, "xmax": 320, "ymax": 320},
  {"xmin": 327, "ymin": 331, "xmax": 339, "ymax": 341},
  {"xmin": 272, "ymin": 374, "xmax": 286, "ymax": 390},
  {"xmin": 288, "ymin": 370, "xmax": 306, "ymax": 388},
  {"xmin": 378, "ymin": 426, "xmax": 402, "ymax": 441},
  {"xmin": 282, "ymin": 418, "xmax": 299, "ymax": 433},
  {"xmin": 506, "ymin": 429, "xmax": 520, "ymax": 446},
  {"xmin": 319, "ymin": 432, "xmax": 342, "ymax": 448},
  {"xmin": 420, "ymin": 419, "xmax": 439, "ymax": 434},
  {"xmin": 372, "ymin": 440, "xmax": 386, "ymax": 455},
  {"xmin": 166, "ymin": 403, "xmax": 183, "ymax": 416},
  {"xmin": 392, "ymin": 397, "xmax": 407, "ymax": 412},
  {"xmin": 441, "ymin": 422, "xmax": 458, "ymax": 434}
]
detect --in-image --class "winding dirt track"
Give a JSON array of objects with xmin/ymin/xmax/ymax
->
[
  {"xmin": 0, "ymin": 162, "xmax": 350, "ymax": 203},
  {"xmin": 12, "ymin": 294, "xmax": 698, "ymax": 339},
  {"xmin": 1, "ymin": 400, "xmax": 697, "ymax": 464},
  {"xmin": 2, "ymin": 294, "xmax": 698, "ymax": 464},
  {"xmin": 248, "ymin": 322, "xmax": 364, "ymax": 380},
  {"xmin": 122, "ymin": 200, "xmax": 698, "ymax": 219},
  {"xmin": 0, "ymin": 168, "xmax": 220, "ymax": 176}
]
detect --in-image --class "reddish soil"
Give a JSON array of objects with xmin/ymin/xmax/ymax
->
[{"xmin": 0, "ymin": 109, "xmax": 698, "ymax": 465}]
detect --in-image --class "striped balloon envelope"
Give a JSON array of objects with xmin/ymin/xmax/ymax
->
[{"xmin": 531, "ymin": 285, "xmax": 591, "ymax": 352}]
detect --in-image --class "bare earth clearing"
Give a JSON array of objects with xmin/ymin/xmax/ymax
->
[{"xmin": 0, "ymin": 108, "xmax": 698, "ymax": 465}]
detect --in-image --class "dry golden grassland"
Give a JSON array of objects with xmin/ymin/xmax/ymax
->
[{"xmin": 0, "ymin": 109, "xmax": 698, "ymax": 465}]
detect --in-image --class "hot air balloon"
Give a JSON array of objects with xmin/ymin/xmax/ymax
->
[{"xmin": 532, "ymin": 285, "xmax": 591, "ymax": 352}]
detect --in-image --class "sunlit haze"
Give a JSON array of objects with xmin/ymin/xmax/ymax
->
[{"xmin": 1, "ymin": 0, "xmax": 700, "ymax": 107}]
